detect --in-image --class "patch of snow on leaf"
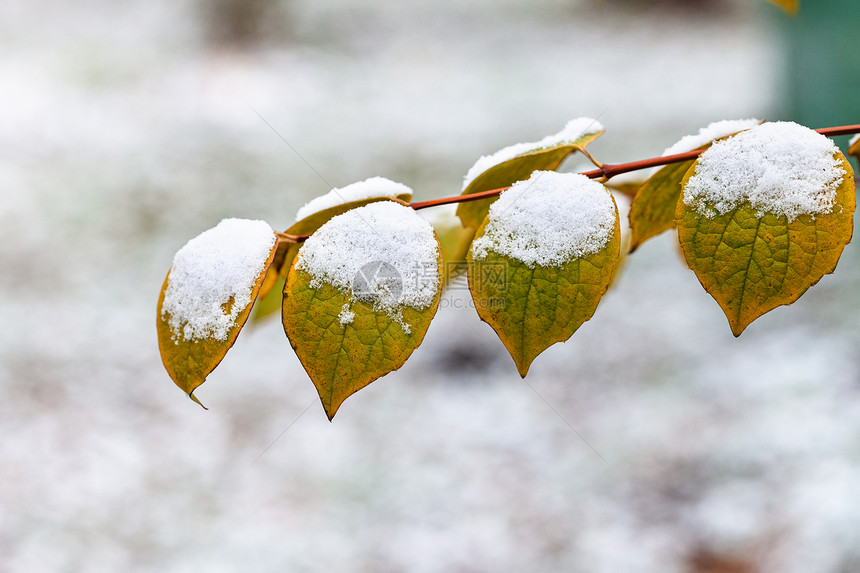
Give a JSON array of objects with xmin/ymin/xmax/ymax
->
[
  {"xmin": 462, "ymin": 117, "xmax": 604, "ymax": 191},
  {"xmin": 338, "ymin": 304, "xmax": 355, "ymax": 326},
  {"xmin": 162, "ymin": 218, "xmax": 275, "ymax": 341},
  {"xmin": 470, "ymin": 171, "xmax": 617, "ymax": 267},
  {"xmin": 683, "ymin": 121, "xmax": 845, "ymax": 221},
  {"xmin": 662, "ymin": 118, "xmax": 761, "ymax": 156},
  {"xmin": 295, "ymin": 177, "xmax": 413, "ymax": 221},
  {"xmin": 295, "ymin": 201, "xmax": 439, "ymax": 332}
]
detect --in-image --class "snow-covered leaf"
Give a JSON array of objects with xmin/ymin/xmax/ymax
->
[
  {"xmin": 677, "ymin": 122, "xmax": 854, "ymax": 335},
  {"xmin": 467, "ymin": 172, "xmax": 620, "ymax": 376},
  {"xmin": 628, "ymin": 119, "xmax": 760, "ymax": 252},
  {"xmin": 456, "ymin": 118, "xmax": 604, "ymax": 230},
  {"xmin": 157, "ymin": 219, "xmax": 278, "ymax": 405},
  {"xmin": 282, "ymin": 202, "xmax": 442, "ymax": 419},
  {"xmin": 252, "ymin": 178, "xmax": 412, "ymax": 321}
]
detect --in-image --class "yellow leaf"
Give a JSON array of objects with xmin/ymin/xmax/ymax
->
[
  {"xmin": 466, "ymin": 172, "xmax": 621, "ymax": 376},
  {"xmin": 677, "ymin": 153, "xmax": 854, "ymax": 336},
  {"xmin": 848, "ymin": 135, "xmax": 860, "ymax": 163},
  {"xmin": 457, "ymin": 121, "xmax": 604, "ymax": 229},
  {"xmin": 605, "ymin": 178, "xmax": 643, "ymax": 198},
  {"xmin": 281, "ymin": 202, "xmax": 442, "ymax": 420},
  {"xmin": 157, "ymin": 220, "xmax": 278, "ymax": 405},
  {"xmin": 766, "ymin": 0, "xmax": 798, "ymax": 14}
]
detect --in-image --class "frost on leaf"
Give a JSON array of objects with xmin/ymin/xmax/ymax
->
[
  {"xmin": 677, "ymin": 121, "xmax": 855, "ymax": 336},
  {"xmin": 628, "ymin": 118, "xmax": 760, "ymax": 252},
  {"xmin": 468, "ymin": 171, "xmax": 620, "ymax": 376},
  {"xmin": 157, "ymin": 218, "xmax": 278, "ymax": 406},
  {"xmin": 457, "ymin": 117, "xmax": 604, "ymax": 229},
  {"xmin": 282, "ymin": 201, "xmax": 442, "ymax": 420}
]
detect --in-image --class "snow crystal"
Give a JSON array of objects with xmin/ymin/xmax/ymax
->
[
  {"xmin": 470, "ymin": 171, "xmax": 616, "ymax": 267},
  {"xmin": 295, "ymin": 177, "xmax": 413, "ymax": 221},
  {"xmin": 338, "ymin": 304, "xmax": 355, "ymax": 326},
  {"xmin": 662, "ymin": 118, "xmax": 760, "ymax": 157},
  {"xmin": 294, "ymin": 201, "xmax": 439, "ymax": 332},
  {"xmin": 162, "ymin": 218, "xmax": 276, "ymax": 341},
  {"xmin": 462, "ymin": 117, "xmax": 604, "ymax": 191},
  {"xmin": 682, "ymin": 121, "xmax": 845, "ymax": 221}
]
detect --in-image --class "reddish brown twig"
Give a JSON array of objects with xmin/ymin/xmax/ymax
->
[{"xmin": 410, "ymin": 123, "xmax": 860, "ymax": 211}]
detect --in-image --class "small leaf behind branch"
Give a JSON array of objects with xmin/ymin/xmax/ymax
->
[
  {"xmin": 457, "ymin": 119, "xmax": 604, "ymax": 229},
  {"xmin": 628, "ymin": 158, "xmax": 699, "ymax": 252}
]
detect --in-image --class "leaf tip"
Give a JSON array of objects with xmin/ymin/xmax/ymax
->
[
  {"xmin": 189, "ymin": 392, "xmax": 208, "ymax": 410},
  {"xmin": 323, "ymin": 400, "xmax": 340, "ymax": 421},
  {"xmin": 515, "ymin": 358, "xmax": 532, "ymax": 378}
]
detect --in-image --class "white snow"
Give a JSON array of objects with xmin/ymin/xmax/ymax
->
[
  {"xmin": 161, "ymin": 218, "xmax": 276, "ymax": 341},
  {"xmin": 295, "ymin": 177, "xmax": 413, "ymax": 221},
  {"xmin": 462, "ymin": 117, "xmax": 604, "ymax": 191},
  {"xmin": 470, "ymin": 171, "xmax": 617, "ymax": 267},
  {"xmin": 338, "ymin": 303, "xmax": 355, "ymax": 325},
  {"xmin": 683, "ymin": 121, "xmax": 845, "ymax": 221},
  {"xmin": 662, "ymin": 118, "xmax": 761, "ymax": 156},
  {"xmin": 294, "ymin": 201, "xmax": 439, "ymax": 331},
  {"xmin": 850, "ymin": 133, "xmax": 860, "ymax": 148}
]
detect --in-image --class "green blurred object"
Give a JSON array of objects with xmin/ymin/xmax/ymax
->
[{"xmin": 781, "ymin": 0, "xmax": 860, "ymax": 151}]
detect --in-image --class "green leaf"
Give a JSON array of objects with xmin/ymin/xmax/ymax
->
[
  {"xmin": 282, "ymin": 252, "xmax": 442, "ymax": 420},
  {"xmin": 628, "ymin": 158, "xmax": 698, "ymax": 252},
  {"xmin": 676, "ymin": 153, "xmax": 854, "ymax": 336},
  {"xmin": 250, "ymin": 274, "xmax": 286, "ymax": 323},
  {"xmin": 157, "ymin": 221, "xmax": 278, "ymax": 406},
  {"xmin": 456, "ymin": 126, "xmax": 603, "ymax": 229},
  {"xmin": 252, "ymin": 194, "xmax": 410, "ymax": 322},
  {"xmin": 467, "ymin": 189, "xmax": 621, "ymax": 377}
]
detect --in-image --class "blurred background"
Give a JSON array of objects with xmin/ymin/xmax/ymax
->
[{"xmin": 1, "ymin": 0, "xmax": 859, "ymax": 571}]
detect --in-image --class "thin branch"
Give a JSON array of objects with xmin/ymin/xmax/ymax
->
[
  {"xmin": 283, "ymin": 123, "xmax": 860, "ymax": 234},
  {"xmin": 410, "ymin": 123, "xmax": 860, "ymax": 211},
  {"xmin": 275, "ymin": 232, "xmax": 305, "ymax": 244}
]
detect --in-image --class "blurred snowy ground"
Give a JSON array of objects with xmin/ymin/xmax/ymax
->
[{"xmin": 1, "ymin": 0, "xmax": 859, "ymax": 571}]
